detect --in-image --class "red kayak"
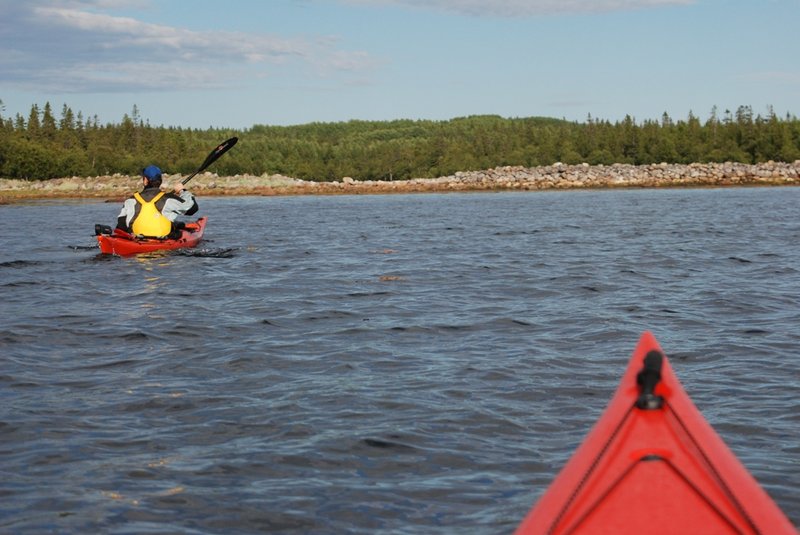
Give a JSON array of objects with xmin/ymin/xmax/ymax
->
[
  {"xmin": 96, "ymin": 217, "xmax": 207, "ymax": 256},
  {"xmin": 515, "ymin": 331, "xmax": 796, "ymax": 534}
]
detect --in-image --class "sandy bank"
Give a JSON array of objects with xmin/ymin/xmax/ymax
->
[{"xmin": 2, "ymin": 161, "xmax": 799, "ymax": 203}]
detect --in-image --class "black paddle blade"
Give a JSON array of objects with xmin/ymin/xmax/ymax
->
[
  {"xmin": 182, "ymin": 136, "xmax": 239, "ymax": 185},
  {"xmin": 200, "ymin": 137, "xmax": 238, "ymax": 172}
]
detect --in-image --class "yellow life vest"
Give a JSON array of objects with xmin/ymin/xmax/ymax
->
[{"xmin": 131, "ymin": 191, "xmax": 173, "ymax": 237}]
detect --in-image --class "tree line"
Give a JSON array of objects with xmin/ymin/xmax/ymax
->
[{"xmin": 0, "ymin": 101, "xmax": 798, "ymax": 182}]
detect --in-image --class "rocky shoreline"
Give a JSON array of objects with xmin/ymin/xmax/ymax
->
[{"xmin": 1, "ymin": 161, "xmax": 799, "ymax": 203}]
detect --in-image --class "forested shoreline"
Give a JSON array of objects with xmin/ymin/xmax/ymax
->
[{"xmin": 1, "ymin": 102, "xmax": 798, "ymax": 182}]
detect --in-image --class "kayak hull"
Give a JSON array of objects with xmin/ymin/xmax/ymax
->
[
  {"xmin": 97, "ymin": 217, "xmax": 207, "ymax": 256},
  {"xmin": 515, "ymin": 331, "xmax": 796, "ymax": 535}
]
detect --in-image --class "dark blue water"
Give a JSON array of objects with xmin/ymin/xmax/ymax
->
[{"xmin": 2, "ymin": 188, "xmax": 799, "ymax": 533}]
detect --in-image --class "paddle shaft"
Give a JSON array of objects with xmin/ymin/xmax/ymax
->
[{"xmin": 181, "ymin": 137, "xmax": 239, "ymax": 185}]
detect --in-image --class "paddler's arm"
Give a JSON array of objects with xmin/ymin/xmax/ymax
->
[
  {"xmin": 162, "ymin": 183, "xmax": 199, "ymax": 220},
  {"xmin": 115, "ymin": 198, "xmax": 136, "ymax": 231}
]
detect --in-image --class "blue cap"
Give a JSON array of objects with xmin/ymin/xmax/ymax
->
[{"xmin": 142, "ymin": 165, "xmax": 162, "ymax": 181}]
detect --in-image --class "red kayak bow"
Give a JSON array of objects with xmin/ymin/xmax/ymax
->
[{"xmin": 515, "ymin": 331, "xmax": 796, "ymax": 534}]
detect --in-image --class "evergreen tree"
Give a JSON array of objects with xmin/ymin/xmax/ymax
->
[
  {"xmin": 1, "ymin": 100, "xmax": 799, "ymax": 181},
  {"xmin": 26, "ymin": 104, "xmax": 41, "ymax": 139},
  {"xmin": 41, "ymin": 102, "xmax": 57, "ymax": 140},
  {"xmin": 60, "ymin": 104, "xmax": 76, "ymax": 131}
]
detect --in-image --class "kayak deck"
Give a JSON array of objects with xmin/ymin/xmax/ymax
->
[
  {"xmin": 96, "ymin": 217, "xmax": 207, "ymax": 256},
  {"xmin": 515, "ymin": 331, "xmax": 796, "ymax": 534}
]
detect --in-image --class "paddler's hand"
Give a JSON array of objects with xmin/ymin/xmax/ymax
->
[{"xmin": 173, "ymin": 183, "xmax": 186, "ymax": 194}]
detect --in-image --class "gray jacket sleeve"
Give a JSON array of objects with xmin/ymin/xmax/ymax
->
[
  {"xmin": 162, "ymin": 190, "xmax": 197, "ymax": 221},
  {"xmin": 117, "ymin": 198, "xmax": 137, "ymax": 229}
]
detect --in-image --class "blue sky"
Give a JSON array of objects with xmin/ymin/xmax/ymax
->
[{"xmin": 1, "ymin": 0, "xmax": 798, "ymax": 129}]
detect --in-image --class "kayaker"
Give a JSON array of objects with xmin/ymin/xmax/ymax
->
[{"xmin": 116, "ymin": 165, "xmax": 199, "ymax": 238}]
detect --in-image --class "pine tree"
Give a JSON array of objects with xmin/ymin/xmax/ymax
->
[
  {"xmin": 60, "ymin": 104, "xmax": 76, "ymax": 131},
  {"xmin": 27, "ymin": 104, "xmax": 41, "ymax": 139},
  {"xmin": 41, "ymin": 102, "xmax": 57, "ymax": 140}
]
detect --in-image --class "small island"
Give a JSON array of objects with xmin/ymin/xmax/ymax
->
[
  {"xmin": 1, "ymin": 160, "xmax": 798, "ymax": 203},
  {"xmin": 2, "ymin": 104, "xmax": 799, "ymax": 203}
]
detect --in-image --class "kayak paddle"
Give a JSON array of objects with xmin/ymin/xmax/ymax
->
[{"xmin": 181, "ymin": 136, "xmax": 239, "ymax": 185}]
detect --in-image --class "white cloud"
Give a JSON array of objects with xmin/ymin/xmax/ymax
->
[
  {"xmin": 0, "ymin": 0, "xmax": 375, "ymax": 93},
  {"xmin": 343, "ymin": 0, "xmax": 694, "ymax": 17}
]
